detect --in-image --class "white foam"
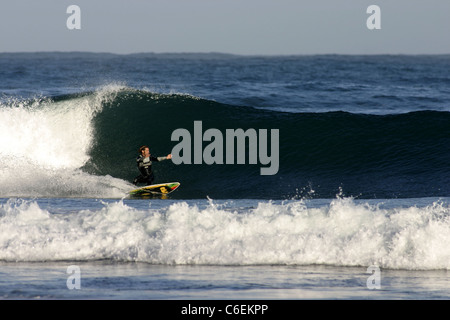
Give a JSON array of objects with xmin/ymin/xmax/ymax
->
[
  {"xmin": 1, "ymin": 198, "xmax": 449, "ymax": 270},
  {"xmin": 0, "ymin": 86, "xmax": 131, "ymax": 198}
]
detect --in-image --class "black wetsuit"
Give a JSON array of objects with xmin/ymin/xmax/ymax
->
[{"xmin": 133, "ymin": 155, "xmax": 168, "ymax": 185}]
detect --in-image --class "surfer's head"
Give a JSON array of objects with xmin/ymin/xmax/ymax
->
[{"xmin": 139, "ymin": 145, "xmax": 150, "ymax": 156}]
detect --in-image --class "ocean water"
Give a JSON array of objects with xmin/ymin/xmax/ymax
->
[{"xmin": 0, "ymin": 53, "xmax": 450, "ymax": 301}]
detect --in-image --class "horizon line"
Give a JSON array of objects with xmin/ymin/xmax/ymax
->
[{"xmin": 1, "ymin": 50, "xmax": 450, "ymax": 57}]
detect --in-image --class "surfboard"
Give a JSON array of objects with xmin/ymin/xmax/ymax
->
[{"xmin": 128, "ymin": 182, "xmax": 180, "ymax": 197}]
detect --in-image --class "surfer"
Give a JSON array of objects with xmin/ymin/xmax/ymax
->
[{"xmin": 133, "ymin": 145, "xmax": 172, "ymax": 185}]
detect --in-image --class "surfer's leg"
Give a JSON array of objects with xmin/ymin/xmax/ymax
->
[
  {"xmin": 133, "ymin": 175, "xmax": 145, "ymax": 185},
  {"xmin": 145, "ymin": 172, "xmax": 155, "ymax": 185}
]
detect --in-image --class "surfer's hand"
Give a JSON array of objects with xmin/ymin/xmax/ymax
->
[{"xmin": 167, "ymin": 154, "xmax": 172, "ymax": 159}]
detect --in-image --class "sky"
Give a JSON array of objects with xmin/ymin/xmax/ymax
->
[{"xmin": 0, "ymin": 0, "xmax": 449, "ymax": 55}]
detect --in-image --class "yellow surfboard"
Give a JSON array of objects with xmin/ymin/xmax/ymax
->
[{"xmin": 128, "ymin": 182, "xmax": 180, "ymax": 197}]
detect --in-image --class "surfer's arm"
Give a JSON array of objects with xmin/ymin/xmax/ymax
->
[{"xmin": 154, "ymin": 154, "xmax": 172, "ymax": 161}]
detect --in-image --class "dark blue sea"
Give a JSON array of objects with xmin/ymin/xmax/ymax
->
[{"xmin": 0, "ymin": 52, "xmax": 450, "ymax": 301}]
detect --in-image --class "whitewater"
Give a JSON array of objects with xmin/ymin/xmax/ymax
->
[
  {"xmin": 1, "ymin": 197, "xmax": 450, "ymax": 270},
  {"xmin": 0, "ymin": 86, "xmax": 131, "ymax": 198}
]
